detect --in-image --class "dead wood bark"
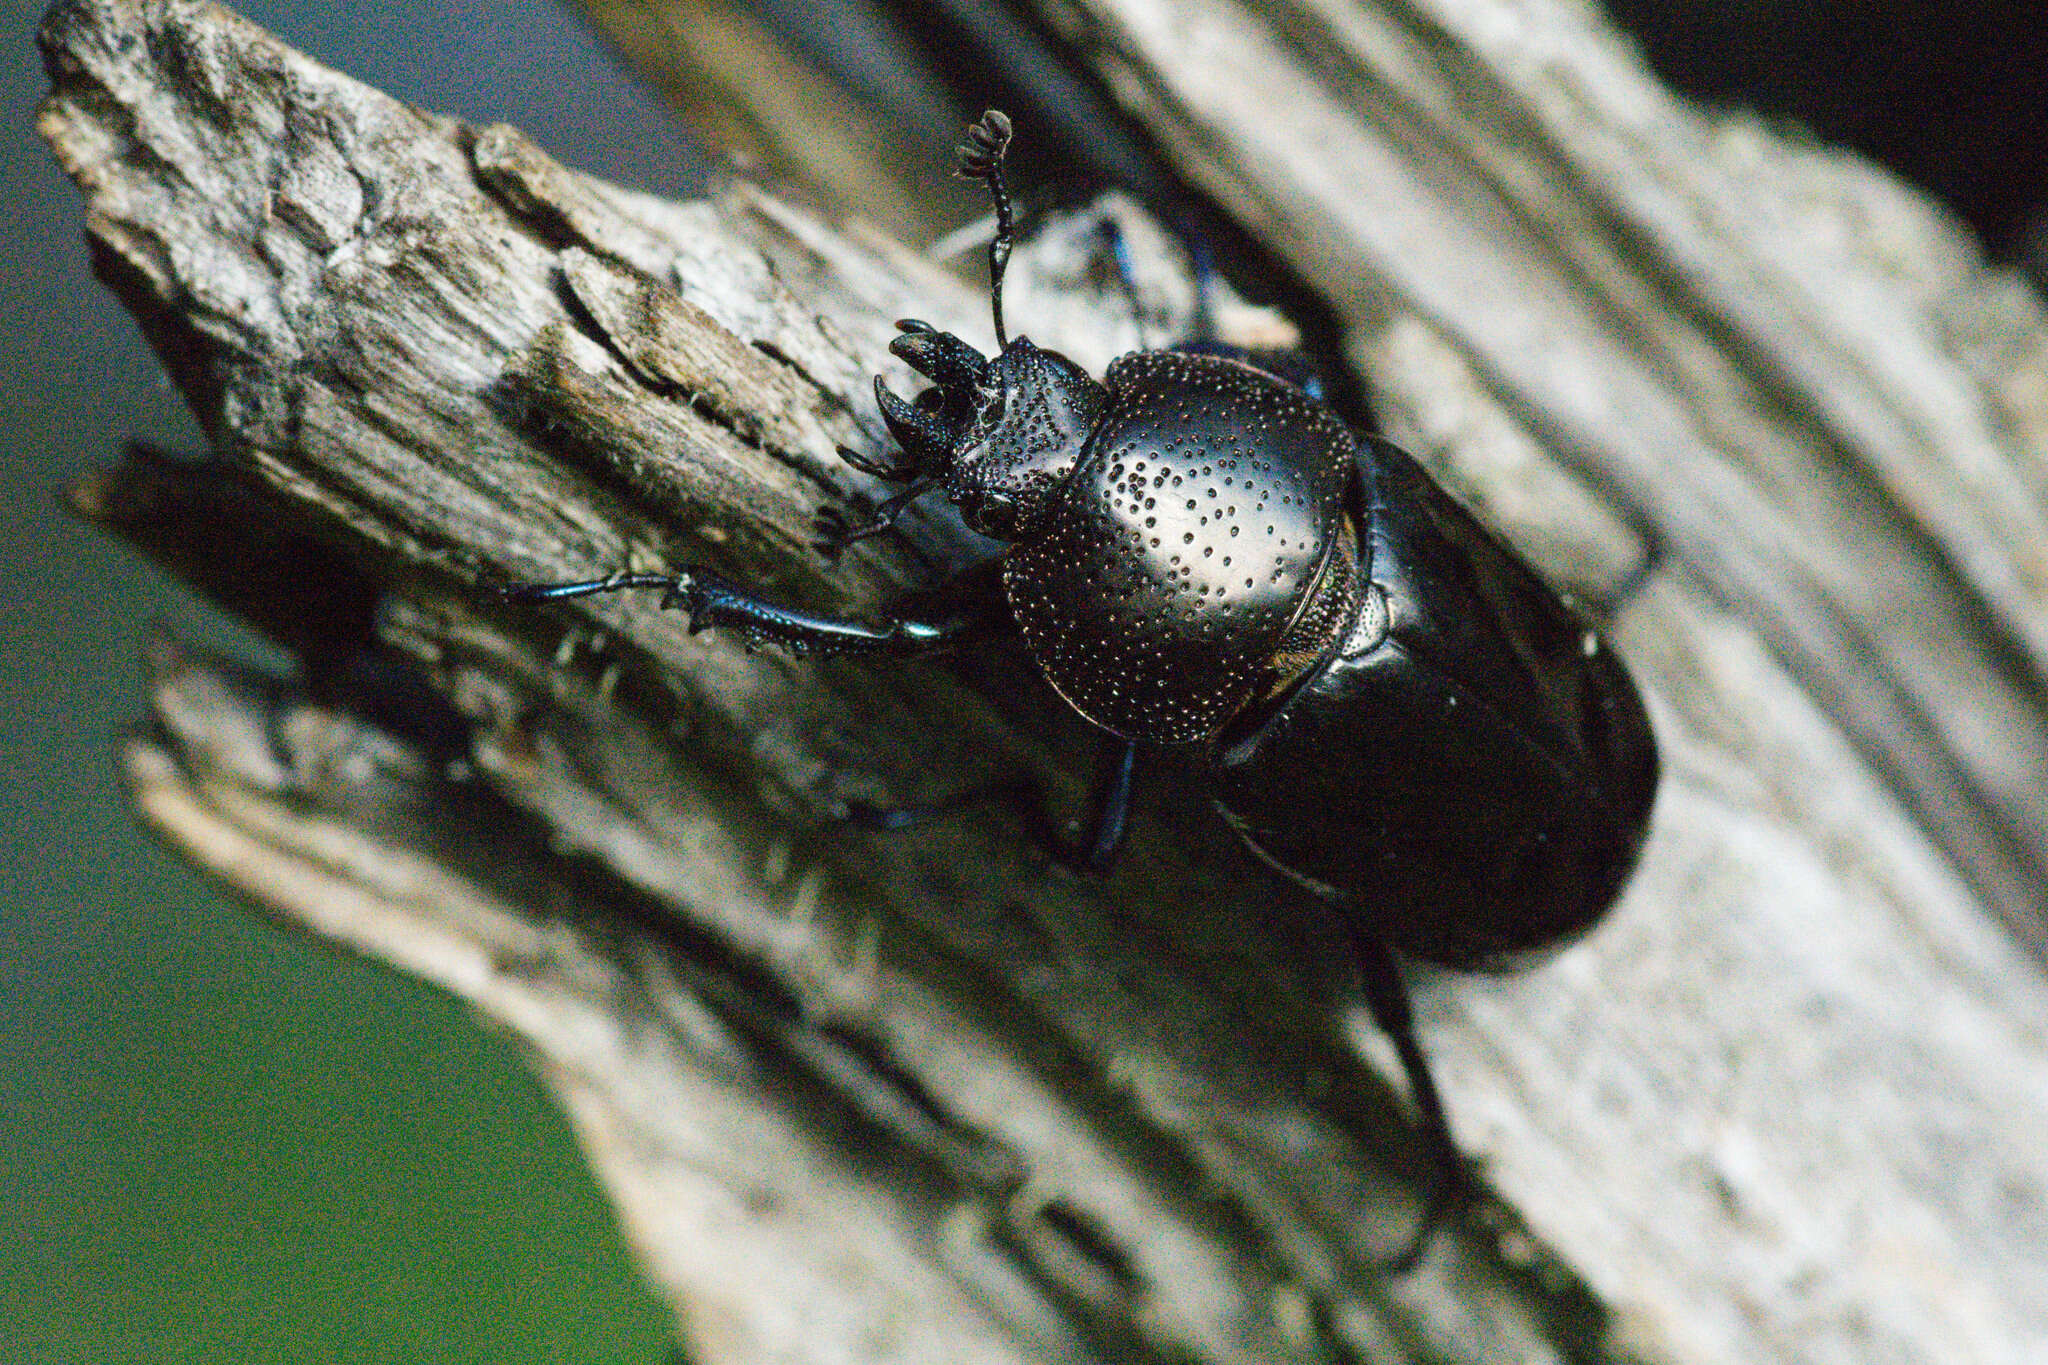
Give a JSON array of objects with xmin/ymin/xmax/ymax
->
[{"xmin": 39, "ymin": 1, "xmax": 2048, "ymax": 1363}]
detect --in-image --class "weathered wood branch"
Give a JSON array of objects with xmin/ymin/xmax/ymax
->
[{"xmin": 40, "ymin": 0, "xmax": 2048, "ymax": 1362}]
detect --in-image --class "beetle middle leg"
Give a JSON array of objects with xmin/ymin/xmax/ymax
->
[{"xmin": 844, "ymin": 734, "xmax": 1137, "ymax": 878}]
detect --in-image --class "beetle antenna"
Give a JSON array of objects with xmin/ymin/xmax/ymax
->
[
  {"xmin": 1187, "ymin": 235, "xmax": 1219, "ymax": 344},
  {"xmin": 956, "ymin": 109, "xmax": 1016, "ymax": 349},
  {"xmin": 1093, "ymin": 217, "xmax": 1151, "ymax": 350}
]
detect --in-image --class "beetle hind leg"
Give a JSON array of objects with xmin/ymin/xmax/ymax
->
[{"xmin": 1351, "ymin": 934, "xmax": 1468, "ymax": 1272}]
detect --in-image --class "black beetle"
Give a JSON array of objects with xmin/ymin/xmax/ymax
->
[{"xmin": 508, "ymin": 110, "xmax": 1658, "ymax": 1265}]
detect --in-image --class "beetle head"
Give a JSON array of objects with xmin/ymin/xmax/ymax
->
[
  {"xmin": 866, "ymin": 111, "xmax": 1107, "ymax": 540},
  {"xmin": 878, "ymin": 323, "xmax": 1105, "ymax": 541}
]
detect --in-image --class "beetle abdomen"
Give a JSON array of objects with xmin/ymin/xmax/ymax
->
[
  {"xmin": 1214, "ymin": 439, "xmax": 1658, "ymax": 967},
  {"xmin": 1004, "ymin": 353, "xmax": 1353, "ymax": 743}
]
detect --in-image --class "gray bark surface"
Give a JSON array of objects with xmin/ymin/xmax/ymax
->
[{"xmin": 39, "ymin": 1, "xmax": 2048, "ymax": 1362}]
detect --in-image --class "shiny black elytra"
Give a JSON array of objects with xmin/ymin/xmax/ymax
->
[{"xmin": 507, "ymin": 110, "xmax": 1659, "ymax": 1267}]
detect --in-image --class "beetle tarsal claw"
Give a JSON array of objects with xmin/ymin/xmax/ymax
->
[
  {"xmin": 811, "ymin": 507, "xmax": 857, "ymax": 559},
  {"xmin": 835, "ymin": 442, "xmax": 917, "ymax": 483}
]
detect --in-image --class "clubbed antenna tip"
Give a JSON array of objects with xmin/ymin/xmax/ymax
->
[{"xmin": 954, "ymin": 109, "xmax": 1012, "ymax": 180}]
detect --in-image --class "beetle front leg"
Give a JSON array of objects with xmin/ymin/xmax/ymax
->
[
  {"xmin": 812, "ymin": 476, "xmax": 942, "ymax": 558},
  {"xmin": 501, "ymin": 567, "xmax": 995, "ymax": 657}
]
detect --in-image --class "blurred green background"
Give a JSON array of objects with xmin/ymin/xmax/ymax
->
[{"xmin": 6, "ymin": 1, "xmax": 707, "ymax": 1359}]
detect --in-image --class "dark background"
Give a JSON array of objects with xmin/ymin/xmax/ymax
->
[
  {"xmin": 1605, "ymin": 0, "xmax": 2048, "ymax": 269},
  {"xmin": 9, "ymin": 1, "xmax": 2045, "ymax": 1361}
]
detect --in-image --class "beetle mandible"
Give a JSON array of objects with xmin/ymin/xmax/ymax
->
[{"xmin": 507, "ymin": 109, "xmax": 1659, "ymax": 1264}]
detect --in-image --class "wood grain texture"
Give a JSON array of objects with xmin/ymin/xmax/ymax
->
[{"xmin": 41, "ymin": 0, "xmax": 2048, "ymax": 1361}]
